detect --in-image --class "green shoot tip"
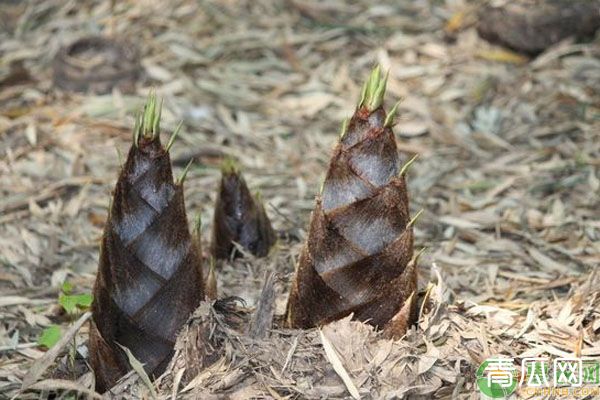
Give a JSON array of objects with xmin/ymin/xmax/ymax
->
[
  {"xmin": 318, "ymin": 175, "xmax": 326, "ymax": 195},
  {"xmin": 165, "ymin": 121, "xmax": 184, "ymax": 153},
  {"xmin": 384, "ymin": 100, "xmax": 402, "ymax": 128},
  {"xmin": 220, "ymin": 156, "xmax": 239, "ymax": 175},
  {"xmin": 339, "ymin": 118, "xmax": 349, "ymax": 139},
  {"xmin": 193, "ymin": 213, "xmax": 202, "ymax": 234},
  {"xmin": 177, "ymin": 158, "xmax": 194, "ymax": 185},
  {"xmin": 407, "ymin": 209, "xmax": 424, "ymax": 228},
  {"xmin": 132, "ymin": 110, "xmax": 142, "ymax": 147},
  {"xmin": 414, "ymin": 247, "xmax": 427, "ymax": 261},
  {"xmin": 369, "ymin": 69, "xmax": 388, "ymax": 111},
  {"xmin": 357, "ymin": 65, "xmax": 389, "ymax": 111},
  {"xmin": 399, "ymin": 154, "xmax": 419, "ymax": 176},
  {"xmin": 134, "ymin": 89, "xmax": 163, "ymax": 146}
]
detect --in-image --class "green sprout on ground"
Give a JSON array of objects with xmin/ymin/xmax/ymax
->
[
  {"xmin": 37, "ymin": 282, "xmax": 93, "ymax": 350},
  {"xmin": 37, "ymin": 325, "xmax": 62, "ymax": 349}
]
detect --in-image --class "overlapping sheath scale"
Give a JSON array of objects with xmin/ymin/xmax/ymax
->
[
  {"xmin": 90, "ymin": 136, "xmax": 204, "ymax": 392},
  {"xmin": 286, "ymin": 78, "xmax": 416, "ymax": 333}
]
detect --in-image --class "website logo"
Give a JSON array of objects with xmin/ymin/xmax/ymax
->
[
  {"xmin": 477, "ymin": 356, "xmax": 600, "ymax": 398},
  {"xmin": 476, "ymin": 358, "xmax": 518, "ymax": 398}
]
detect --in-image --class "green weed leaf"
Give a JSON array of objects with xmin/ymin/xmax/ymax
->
[
  {"xmin": 38, "ymin": 325, "xmax": 62, "ymax": 349},
  {"xmin": 61, "ymin": 281, "xmax": 73, "ymax": 294},
  {"xmin": 59, "ymin": 293, "xmax": 93, "ymax": 315}
]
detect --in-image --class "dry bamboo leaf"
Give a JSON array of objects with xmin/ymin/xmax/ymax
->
[
  {"xmin": 383, "ymin": 291, "xmax": 415, "ymax": 339},
  {"xmin": 0, "ymin": 296, "xmax": 51, "ymax": 307},
  {"xmin": 438, "ymin": 216, "xmax": 483, "ymax": 229},
  {"xmin": 476, "ymin": 49, "xmax": 528, "ymax": 65},
  {"xmin": 396, "ymin": 121, "xmax": 429, "ymax": 137},
  {"xmin": 444, "ymin": 10, "xmax": 468, "ymax": 34},
  {"xmin": 171, "ymin": 368, "xmax": 186, "ymax": 400},
  {"xmin": 117, "ymin": 343, "xmax": 157, "ymax": 399},
  {"xmin": 319, "ymin": 329, "xmax": 360, "ymax": 400},
  {"xmin": 527, "ymin": 247, "xmax": 568, "ymax": 274},
  {"xmin": 515, "ymin": 306, "xmax": 537, "ymax": 339}
]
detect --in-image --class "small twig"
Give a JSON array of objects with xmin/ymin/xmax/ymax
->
[{"xmin": 281, "ymin": 334, "xmax": 300, "ymax": 374}]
